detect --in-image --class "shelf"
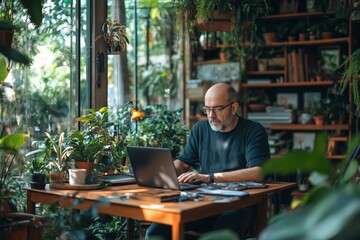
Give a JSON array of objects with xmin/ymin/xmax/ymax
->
[
  {"xmin": 327, "ymin": 155, "xmax": 345, "ymax": 160},
  {"xmin": 271, "ymin": 124, "xmax": 349, "ymax": 131},
  {"xmin": 242, "ymin": 81, "xmax": 334, "ymax": 88},
  {"xmin": 246, "ymin": 70, "xmax": 285, "ymax": 76},
  {"xmin": 193, "ymin": 59, "xmax": 237, "ymax": 66},
  {"xmin": 260, "ymin": 11, "xmax": 335, "ymax": 20},
  {"xmin": 267, "ymin": 37, "xmax": 349, "ymax": 47}
]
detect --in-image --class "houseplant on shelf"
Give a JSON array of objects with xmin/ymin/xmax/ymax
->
[{"xmin": 309, "ymin": 101, "xmax": 327, "ymax": 126}]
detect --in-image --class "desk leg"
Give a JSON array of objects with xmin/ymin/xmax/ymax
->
[
  {"xmin": 26, "ymin": 190, "xmax": 35, "ymax": 214},
  {"xmin": 253, "ymin": 195, "xmax": 268, "ymax": 236},
  {"xmin": 127, "ymin": 218, "xmax": 134, "ymax": 240},
  {"xmin": 172, "ymin": 222, "xmax": 184, "ymax": 240}
]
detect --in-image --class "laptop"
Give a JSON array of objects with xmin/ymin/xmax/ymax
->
[{"xmin": 126, "ymin": 146, "xmax": 202, "ymax": 190}]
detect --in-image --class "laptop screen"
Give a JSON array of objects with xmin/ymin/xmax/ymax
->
[{"xmin": 126, "ymin": 146, "xmax": 181, "ymax": 190}]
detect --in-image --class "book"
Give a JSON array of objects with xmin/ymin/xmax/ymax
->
[{"xmin": 129, "ymin": 189, "xmax": 181, "ymax": 203}]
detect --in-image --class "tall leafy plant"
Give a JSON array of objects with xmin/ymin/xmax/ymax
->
[{"xmin": 259, "ymin": 133, "xmax": 360, "ymax": 239}]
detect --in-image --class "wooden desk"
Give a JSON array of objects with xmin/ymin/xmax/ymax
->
[{"xmin": 25, "ymin": 182, "xmax": 295, "ymax": 240}]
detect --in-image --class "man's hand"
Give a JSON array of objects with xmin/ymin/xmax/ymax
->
[{"xmin": 178, "ymin": 172, "xmax": 209, "ymax": 183}]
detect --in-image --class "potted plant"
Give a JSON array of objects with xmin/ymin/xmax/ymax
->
[
  {"xmin": 24, "ymin": 151, "xmax": 48, "ymax": 190},
  {"xmin": 177, "ymin": 0, "xmax": 268, "ymax": 48},
  {"xmin": 125, "ymin": 104, "xmax": 190, "ymax": 159},
  {"xmin": 309, "ymin": 101, "xmax": 327, "ymax": 125},
  {"xmin": 68, "ymin": 130, "xmax": 104, "ymax": 175},
  {"xmin": 44, "ymin": 132, "xmax": 72, "ymax": 184},
  {"xmin": 95, "ymin": 19, "xmax": 129, "ymax": 53},
  {"xmin": 75, "ymin": 107, "xmax": 127, "ymax": 174}
]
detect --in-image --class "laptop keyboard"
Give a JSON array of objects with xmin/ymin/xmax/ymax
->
[{"xmin": 179, "ymin": 182, "xmax": 203, "ymax": 190}]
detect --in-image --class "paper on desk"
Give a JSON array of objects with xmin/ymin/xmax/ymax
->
[{"xmin": 197, "ymin": 188, "xmax": 249, "ymax": 197}]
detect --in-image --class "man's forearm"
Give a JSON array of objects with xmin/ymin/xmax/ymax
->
[
  {"xmin": 213, "ymin": 166, "xmax": 263, "ymax": 182},
  {"xmin": 174, "ymin": 159, "xmax": 191, "ymax": 176}
]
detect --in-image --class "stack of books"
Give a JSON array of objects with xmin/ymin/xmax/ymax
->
[
  {"xmin": 247, "ymin": 107, "xmax": 295, "ymax": 129},
  {"xmin": 268, "ymin": 131, "xmax": 287, "ymax": 154}
]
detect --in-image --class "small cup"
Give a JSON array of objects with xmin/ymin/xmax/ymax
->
[{"xmin": 69, "ymin": 169, "xmax": 86, "ymax": 185}]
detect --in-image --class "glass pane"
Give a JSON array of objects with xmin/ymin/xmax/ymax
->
[{"xmin": 107, "ymin": 0, "xmax": 184, "ymax": 113}]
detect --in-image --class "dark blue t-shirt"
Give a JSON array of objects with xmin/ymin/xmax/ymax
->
[{"xmin": 178, "ymin": 117, "xmax": 270, "ymax": 174}]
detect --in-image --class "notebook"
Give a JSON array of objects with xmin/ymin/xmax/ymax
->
[{"xmin": 126, "ymin": 146, "xmax": 202, "ymax": 190}]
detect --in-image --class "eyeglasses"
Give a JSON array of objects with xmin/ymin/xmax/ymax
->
[{"xmin": 201, "ymin": 102, "xmax": 235, "ymax": 115}]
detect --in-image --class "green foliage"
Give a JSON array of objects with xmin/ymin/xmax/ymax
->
[
  {"xmin": 177, "ymin": 0, "xmax": 268, "ymax": 48},
  {"xmin": 68, "ymin": 130, "xmax": 104, "ymax": 163},
  {"xmin": 259, "ymin": 133, "xmax": 360, "ymax": 240},
  {"xmin": 76, "ymin": 107, "xmax": 127, "ymax": 172},
  {"xmin": 44, "ymin": 132, "xmax": 72, "ymax": 172},
  {"xmin": 0, "ymin": 130, "xmax": 28, "ymax": 202},
  {"xmin": 340, "ymin": 48, "xmax": 360, "ymax": 117},
  {"xmin": 125, "ymin": 104, "xmax": 190, "ymax": 159}
]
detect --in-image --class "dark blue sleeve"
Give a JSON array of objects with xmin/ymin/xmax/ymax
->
[{"xmin": 245, "ymin": 121, "xmax": 270, "ymax": 168}]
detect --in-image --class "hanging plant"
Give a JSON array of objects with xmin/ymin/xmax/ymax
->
[
  {"xmin": 95, "ymin": 19, "xmax": 129, "ymax": 53},
  {"xmin": 340, "ymin": 48, "xmax": 360, "ymax": 117}
]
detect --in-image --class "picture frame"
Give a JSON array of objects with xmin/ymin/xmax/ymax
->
[
  {"xmin": 318, "ymin": 46, "xmax": 340, "ymax": 80},
  {"xmin": 303, "ymin": 92, "xmax": 321, "ymax": 110},
  {"xmin": 293, "ymin": 132, "xmax": 316, "ymax": 151},
  {"xmin": 277, "ymin": 93, "xmax": 298, "ymax": 109}
]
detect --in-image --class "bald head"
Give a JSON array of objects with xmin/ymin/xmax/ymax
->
[{"xmin": 205, "ymin": 83, "xmax": 238, "ymax": 103}]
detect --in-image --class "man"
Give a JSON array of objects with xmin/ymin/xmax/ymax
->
[{"xmin": 146, "ymin": 83, "xmax": 270, "ymax": 240}]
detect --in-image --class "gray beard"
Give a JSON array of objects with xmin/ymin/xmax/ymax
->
[{"xmin": 208, "ymin": 113, "xmax": 233, "ymax": 132}]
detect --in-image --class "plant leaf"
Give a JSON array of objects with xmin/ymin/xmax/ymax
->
[{"xmin": 19, "ymin": 0, "xmax": 44, "ymax": 28}]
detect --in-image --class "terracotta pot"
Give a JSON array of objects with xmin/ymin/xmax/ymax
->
[
  {"xmin": 49, "ymin": 171, "xmax": 64, "ymax": 184},
  {"xmin": 309, "ymin": 35, "xmax": 316, "ymax": 41},
  {"xmin": 219, "ymin": 52, "xmax": 227, "ymax": 61},
  {"xmin": 321, "ymin": 32, "xmax": 333, "ymax": 39},
  {"xmin": 264, "ymin": 32, "xmax": 277, "ymax": 45},
  {"xmin": 287, "ymin": 35, "xmax": 297, "ymax": 42},
  {"xmin": 313, "ymin": 115, "xmax": 325, "ymax": 126},
  {"xmin": 196, "ymin": 10, "xmax": 235, "ymax": 32},
  {"xmin": 75, "ymin": 161, "xmax": 94, "ymax": 175},
  {"xmin": 298, "ymin": 33, "xmax": 306, "ymax": 41}
]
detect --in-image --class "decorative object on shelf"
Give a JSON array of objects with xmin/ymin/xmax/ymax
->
[
  {"xmin": 95, "ymin": 19, "xmax": 129, "ymax": 54},
  {"xmin": 339, "ymin": 48, "xmax": 360, "ymax": 117}
]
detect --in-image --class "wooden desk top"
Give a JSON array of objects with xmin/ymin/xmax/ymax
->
[{"xmin": 25, "ymin": 181, "xmax": 296, "ymax": 214}]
